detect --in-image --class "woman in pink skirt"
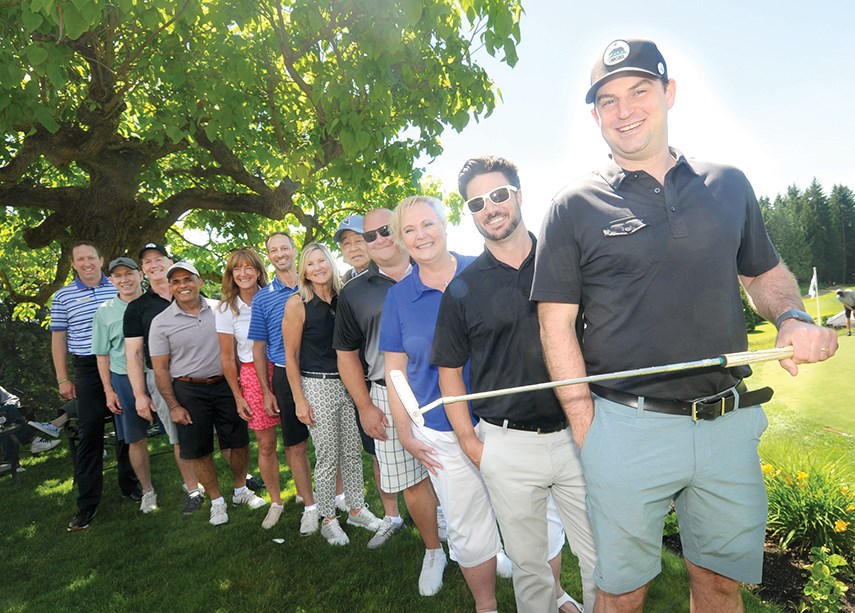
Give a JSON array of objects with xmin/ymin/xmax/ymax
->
[{"xmin": 216, "ymin": 247, "xmax": 284, "ymax": 529}]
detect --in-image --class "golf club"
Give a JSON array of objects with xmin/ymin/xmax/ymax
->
[{"xmin": 390, "ymin": 346, "xmax": 795, "ymax": 427}]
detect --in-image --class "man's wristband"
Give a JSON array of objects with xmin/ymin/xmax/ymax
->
[
  {"xmin": 57, "ymin": 378, "xmax": 71, "ymax": 385},
  {"xmin": 169, "ymin": 403, "xmax": 181, "ymax": 410},
  {"xmin": 774, "ymin": 309, "xmax": 814, "ymax": 330}
]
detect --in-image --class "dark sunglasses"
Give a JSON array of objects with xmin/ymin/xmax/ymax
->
[
  {"xmin": 363, "ymin": 224, "xmax": 392, "ymax": 243},
  {"xmin": 465, "ymin": 185, "xmax": 518, "ymax": 213}
]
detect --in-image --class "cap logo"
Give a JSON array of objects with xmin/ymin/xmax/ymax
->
[
  {"xmin": 603, "ymin": 40, "xmax": 630, "ymax": 66},
  {"xmin": 144, "ymin": 242, "xmax": 156, "ymax": 248},
  {"xmin": 657, "ymin": 61, "xmax": 665, "ymax": 75}
]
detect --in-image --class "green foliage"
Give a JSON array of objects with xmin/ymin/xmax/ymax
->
[
  {"xmin": 0, "ymin": 300, "xmax": 57, "ymax": 411},
  {"xmin": 798, "ymin": 546, "xmax": 849, "ymax": 613},
  {"xmin": 763, "ymin": 457, "xmax": 855, "ymax": 559},
  {"xmin": 0, "ymin": 0, "xmax": 522, "ymax": 305},
  {"xmin": 663, "ymin": 509, "xmax": 680, "ymax": 537}
]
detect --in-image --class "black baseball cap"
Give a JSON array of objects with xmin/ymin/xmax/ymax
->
[
  {"xmin": 138, "ymin": 242, "xmax": 170, "ymax": 260},
  {"xmin": 586, "ymin": 39, "xmax": 668, "ymax": 104}
]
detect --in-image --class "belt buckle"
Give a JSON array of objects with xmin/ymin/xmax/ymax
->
[{"xmin": 691, "ymin": 397, "xmax": 726, "ymax": 422}]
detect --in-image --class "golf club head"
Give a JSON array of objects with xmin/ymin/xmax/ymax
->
[{"xmin": 389, "ymin": 370, "xmax": 425, "ymax": 427}]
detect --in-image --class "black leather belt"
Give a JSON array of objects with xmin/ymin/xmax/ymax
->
[
  {"xmin": 174, "ymin": 375, "xmax": 224, "ymax": 385},
  {"xmin": 301, "ymin": 372, "xmax": 340, "ymax": 380},
  {"xmin": 589, "ymin": 383, "xmax": 773, "ymax": 422},
  {"xmin": 480, "ymin": 416, "xmax": 567, "ymax": 434},
  {"xmin": 372, "ymin": 379, "xmax": 386, "ymax": 387}
]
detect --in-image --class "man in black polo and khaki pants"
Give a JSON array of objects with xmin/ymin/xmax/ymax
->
[{"xmin": 149, "ymin": 261, "xmax": 265, "ymax": 526}]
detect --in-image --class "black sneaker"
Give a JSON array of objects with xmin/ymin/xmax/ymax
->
[
  {"xmin": 123, "ymin": 486, "xmax": 143, "ymax": 503},
  {"xmin": 67, "ymin": 508, "xmax": 97, "ymax": 531},
  {"xmin": 182, "ymin": 492, "xmax": 204, "ymax": 515},
  {"xmin": 245, "ymin": 474, "xmax": 265, "ymax": 492}
]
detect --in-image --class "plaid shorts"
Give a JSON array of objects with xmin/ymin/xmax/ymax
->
[{"xmin": 371, "ymin": 382, "xmax": 428, "ymax": 493}]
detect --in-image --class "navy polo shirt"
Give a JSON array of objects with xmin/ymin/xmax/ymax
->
[
  {"xmin": 379, "ymin": 253, "xmax": 476, "ymax": 432},
  {"xmin": 247, "ymin": 276, "xmax": 298, "ymax": 366}
]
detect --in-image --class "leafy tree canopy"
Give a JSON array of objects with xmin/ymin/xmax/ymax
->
[{"xmin": 0, "ymin": 0, "xmax": 522, "ymax": 308}]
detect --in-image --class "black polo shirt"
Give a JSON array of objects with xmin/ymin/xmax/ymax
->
[
  {"xmin": 123, "ymin": 287, "xmax": 172, "ymax": 369},
  {"xmin": 431, "ymin": 235, "xmax": 564, "ymax": 427},
  {"xmin": 531, "ymin": 150, "xmax": 780, "ymax": 400},
  {"xmin": 333, "ymin": 261, "xmax": 399, "ymax": 383}
]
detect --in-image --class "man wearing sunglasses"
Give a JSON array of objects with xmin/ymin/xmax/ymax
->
[
  {"xmin": 430, "ymin": 157, "xmax": 595, "ymax": 612},
  {"xmin": 334, "ymin": 209, "xmax": 448, "ymax": 592},
  {"xmin": 532, "ymin": 39, "xmax": 837, "ymax": 612}
]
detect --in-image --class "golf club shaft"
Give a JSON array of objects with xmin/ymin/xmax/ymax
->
[{"xmin": 423, "ymin": 346, "xmax": 794, "ymax": 412}]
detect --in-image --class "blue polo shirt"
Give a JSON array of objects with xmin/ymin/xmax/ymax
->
[
  {"xmin": 247, "ymin": 276, "xmax": 298, "ymax": 365},
  {"xmin": 379, "ymin": 253, "xmax": 476, "ymax": 432},
  {"xmin": 49, "ymin": 275, "xmax": 116, "ymax": 356}
]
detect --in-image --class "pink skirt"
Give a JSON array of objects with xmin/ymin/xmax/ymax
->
[{"xmin": 240, "ymin": 362, "xmax": 279, "ymax": 431}]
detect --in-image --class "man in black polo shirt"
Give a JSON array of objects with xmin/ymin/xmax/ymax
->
[
  {"xmin": 431, "ymin": 158, "xmax": 595, "ymax": 612},
  {"xmin": 532, "ymin": 39, "xmax": 837, "ymax": 611},
  {"xmin": 124, "ymin": 243, "xmax": 204, "ymax": 513}
]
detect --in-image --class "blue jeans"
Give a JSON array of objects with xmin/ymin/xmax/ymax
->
[{"xmin": 0, "ymin": 403, "xmax": 34, "ymax": 462}]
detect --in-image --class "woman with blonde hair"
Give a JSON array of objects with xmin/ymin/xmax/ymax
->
[
  {"xmin": 216, "ymin": 247, "xmax": 281, "ymax": 528},
  {"xmin": 282, "ymin": 242, "xmax": 382, "ymax": 545}
]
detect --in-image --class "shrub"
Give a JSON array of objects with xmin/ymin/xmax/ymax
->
[
  {"xmin": 763, "ymin": 458, "xmax": 855, "ymax": 560},
  {"xmin": 798, "ymin": 546, "xmax": 849, "ymax": 613}
]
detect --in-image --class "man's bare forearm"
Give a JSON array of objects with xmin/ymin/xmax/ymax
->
[
  {"xmin": 125, "ymin": 337, "xmax": 148, "ymax": 398},
  {"xmin": 740, "ymin": 261, "xmax": 804, "ymax": 322},
  {"xmin": 337, "ymin": 350, "xmax": 373, "ymax": 411}
]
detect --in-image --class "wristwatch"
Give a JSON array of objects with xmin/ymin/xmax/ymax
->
[{"xmin": 774, "ymin": 309, "xmax": 814, "ymax": 330}]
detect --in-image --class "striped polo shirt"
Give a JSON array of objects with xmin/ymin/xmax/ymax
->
[
  {"xmin": 49, "ymin": 276, "xmax": 117, "ymax": 356},
  {"xmin": 247, "ymin": 276, "xmax": 298, "ymax": 366}
]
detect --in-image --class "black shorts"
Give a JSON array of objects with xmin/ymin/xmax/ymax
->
[
  {"xmin": 846, "ymin": 306, "xmax": 853, "ymax": 319},
  {"xmin": 273, "ymin": 366, "xmax": 310, "ymax": 447},
  {"xmin": 173, "ymin": 378, "xmax": 249, "ymax": 460},
  {"xmin": 355, "ymin": 379, "xmax": 375, "ymax": 456}
]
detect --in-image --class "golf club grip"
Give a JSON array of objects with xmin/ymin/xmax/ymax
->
[{"xmin": 721, "ymin": 346, "xmax": 794, "ymax": 367}]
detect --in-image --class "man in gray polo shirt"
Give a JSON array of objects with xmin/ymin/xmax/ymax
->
[{"xmin": 149, "ymin": 262, "xmax": 265, "ymax": 526}]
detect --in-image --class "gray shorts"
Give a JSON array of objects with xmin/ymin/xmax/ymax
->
[
  {"xmin": 371, "ymin": 383, "xmax": 428, "ymax": 494},
  {"xmin": 146, "ymin": 370, "xmax": 180, "ymax": 445},
  {"xmin": 581, "ymin": 393, "xmax": 769, "ymax": 594}
]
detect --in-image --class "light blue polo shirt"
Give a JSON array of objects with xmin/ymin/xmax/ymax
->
[
  {"xmin": 49, "ymin": 275, "xmax": 116, "ymax": 356},
  {"xmin": 379, "ymin": 253, "xmax": 476, "ymax": 432},
  {"xmin": 247, "ymin": 276, "xmax": 298, "ymax": 366}
]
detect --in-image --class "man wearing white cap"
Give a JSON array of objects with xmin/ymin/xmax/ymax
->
[
  {"xmin": 334, "ymin": 214, "xmax": 370, "ymax": 283},
  {"xmin": 533, "ymin": 38, "xmax": 837, "ymax": 612}
]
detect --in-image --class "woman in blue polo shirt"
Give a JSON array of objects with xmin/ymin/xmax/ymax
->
[{"xmin": 380, "ymin": 195, "xmax": 505, "ymax": 611}]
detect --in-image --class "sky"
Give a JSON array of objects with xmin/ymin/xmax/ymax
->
[{"xmin": 423, "ymin": 1, "xmax": 855, "ymax": 253}]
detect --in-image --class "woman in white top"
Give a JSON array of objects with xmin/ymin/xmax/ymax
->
[{"xmin": 216, "ymin": 248, "xmax": 284, "ymax": 529}]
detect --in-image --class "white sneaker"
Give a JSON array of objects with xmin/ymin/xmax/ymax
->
[
  {"xmin": 557, "ymin": 590, "xmax": 584, "ymax": 612},
  {"xmin": 299, "ymin": 507, "xmax": 320, "ymax": 535},
  {"xmin": 210, "ymin": 503, "xmax": 229, "ymax": 526},
  {"xmin": 262, "ymin": 503, "xmax": 284, "ymax": 529},
  {"xmin": 367, "ymin": 517, "xmax": 404, "ymax": 549},
  {"xmin": 496, "ymin": 549, "xmax": 513, "ymax": 578},
  {"xmin": 418, "ymin": 548, "xmax": 447, "ymax": 596},
  {"xmin": 346, "ymin": 506, "xmax": 383, "ymax": 532},
  {"xmin": 28, "ymin": 421, "xmax": 62, "ymax": 438},
  {"xmin": 321, "ymin": 517, "xmax": 350, "ymax": 546},
  {"xmin": 335, "ymin": 493, "xmax": 348, "ymax": 513},
  {"xmin": 30, "ymin": 437, "xmax": 61, "ymax": 454},
  {"xmin": 436, "ymin": 506, "xmax": 448, "ymax": 542},
  {"xmin": 140, "ymin": 490, "xmax": 158, "ymax": 514},
  {"xmin": 233, "ymin": 490, "xmax": 267, "ymax": 509}
]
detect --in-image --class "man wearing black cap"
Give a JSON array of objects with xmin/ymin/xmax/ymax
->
[
  {"xmin": 532, "ymin": 39, "xmax": 837, "ymax": 611},
  {"xmin": 124, "ymin": 243, "xmax": 204, "ymax": 513},
  {"xmin": 51, "ymin": 242, "xmax": 139, "ymax": 531},
  {"xmin": 836, "ymin": 288, "xmax": 854, "ymax": 335}
]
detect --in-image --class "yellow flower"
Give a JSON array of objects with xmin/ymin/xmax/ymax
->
[
  {"xmin": 841, "ymin": 485, "xmax": 849, "ymax": 495},
  {"xmin": 761, "ymin": 464, "xmax": 774, "ymax": 475},
  {"xmin": 847, "ymin": 504, "xmax": 854, "ymax": 512},
  {"xmin": 834, "ymin": 520, "xmax": 849, "ymax": 533},
  {"xmin": 797, "ymin": 471, "xmax": 808, "ymax": 481}
]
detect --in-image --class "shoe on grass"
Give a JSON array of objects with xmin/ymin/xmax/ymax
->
[
  {"xmin": 347, "ymin": 506, "xmax": 383, "ymax": 532},
  {"xmin": 210, "ymin": 502, "xmax": 229, "ymax": 526},
  {"xmin": 28, "ymin": 421, "xmax": 62, "ymax": 438},
  {"xmin": 245, "ymin": 474, "xmax": 265, "ymax": 491},
  {"xmin": 299, "ymin": 507, "xmax": 320, "ymax": 536},
  {"xmin": 182, "ymin": 483, "xmax": 206, "ymax": 496},
  {"xmin": 262, "ymin": 503, "xmax": 284, "ymax": 529},
  {"xmin": 233, "ymin": 490, "xmax": 267, "ymax": 509},
  {"xmin": 418, "ymin": 548, "xmax": 447, "ymax": 596},
  {"xmin": 436, "ymin": 506, "xmax": 448, "ymax": 543},
  {"xmin": 367, "ymin": 517, "xmax": 404, "ymax": 549},
  {"xmin": 183, "ymin": 492, "xmax": 204, "ymax": 515},
  {"xmin": 30, "ymin": 437, "xmax": 61, "ymax": 454},
  {"xmin": 67, "ymin": 508, "xmax": 96, "ymax": 532},
  {"xmin": 496, "ymin": 549, "xmax": 513, "ymax": 579},
  {"xmin": 321, "ymin": 518, "xmax": 350, "ymax": 546},
  {"xmin": 123, "ymin": 485, "xmax": 143, "ymax": 503},
  {"xmin": 140, "ymin": 490, "xmax": 158, "ymax": 514}
]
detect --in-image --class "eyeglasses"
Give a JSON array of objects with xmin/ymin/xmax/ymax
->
[
  {"xmin": 363, "ymin": 225, "xmax": 392, "ymax": 243},
  {"xmin": 464, "ymin": 185, "xmax": 518, "ymax": 213}
]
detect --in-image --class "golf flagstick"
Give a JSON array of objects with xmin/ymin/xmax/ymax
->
[{"xmin": 390, "ymin": 346, "xmax": 794, "ymax": 427}]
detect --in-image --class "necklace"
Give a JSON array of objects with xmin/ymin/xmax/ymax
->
[{"xmin": 443, "ymin": 254, "xmax": 456, "ymax": 287}]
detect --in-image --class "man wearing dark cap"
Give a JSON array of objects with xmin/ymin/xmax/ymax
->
[
  {"xmin": 836, "ymin": 288, "xmax": 854, "ymax": 335},
  {"xmin": 150, "ymin": 262, "xmax": 265, "ymax": 526},
  {"xmin": 334, "ymin": 214, "xmax": 370, "ymax": 282},
  {"xmin": 124, "ymin": 243, "xmax": 204, "ymax": 513},
  {"xmin": 92, "ymin": 258, "xmax": 158, "ymax": 513},
  {"xmin": 532, "ymin": 39, "xmax": 837, "ymax": 611},
  {"xmin": 52, "ymin": 242, "xmax": 139, "ymax": 531}
]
